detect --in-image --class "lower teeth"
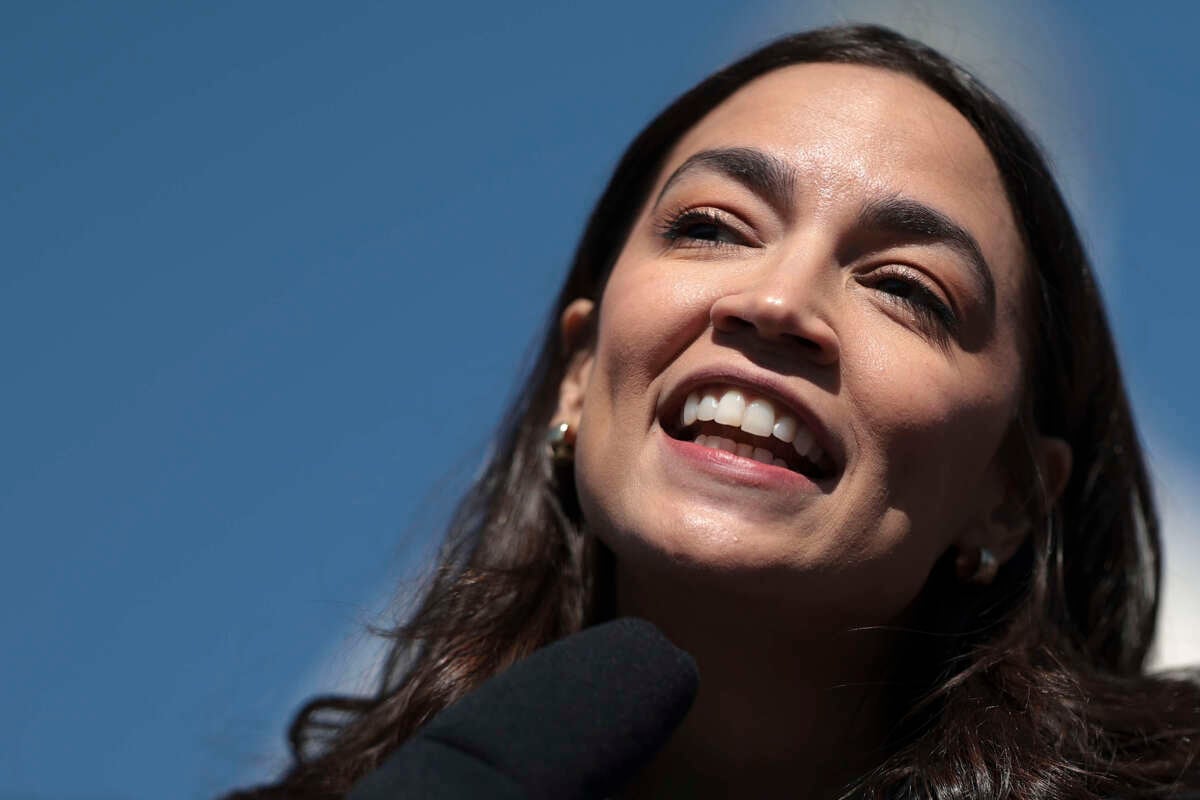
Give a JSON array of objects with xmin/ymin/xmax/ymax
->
[{"xmin": 695, "ymin": 434, "xmax": 790, "ymax": 470}]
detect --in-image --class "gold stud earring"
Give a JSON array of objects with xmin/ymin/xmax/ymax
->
[
  {"xmin": 547, "ymin": 421, "xmax": 576, "ymax": 464},
  {"xmin": 955, "ymin": 546, "xmax": 998, "ymax": 585}
]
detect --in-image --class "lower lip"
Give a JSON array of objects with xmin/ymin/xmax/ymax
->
[{"xmin": 657, "ymin": 427, "xmax": 825, "ymax": 493}]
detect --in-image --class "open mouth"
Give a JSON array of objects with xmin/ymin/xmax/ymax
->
[{"xmin": 662, "ymin": 385, "xmax": 837, "ymax": 482}]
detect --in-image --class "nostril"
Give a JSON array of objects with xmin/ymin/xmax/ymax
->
[
  {"xmin": 785, "ymin": 333, "xmax": 823, "ymax": 352},
  {"xmin": 722, "ymin": 315, "xmax": 755, "ymax": 332},
  {"xmin": 716, "ymin": 315, "xmax": 821, "ymax": 351},
  {"xmin": 710, "ymin": 294, "xmax": 839, "ymax": 364}
]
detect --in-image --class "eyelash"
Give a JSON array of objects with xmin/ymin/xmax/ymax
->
[
  {"xmin": 866, "ymin": 264, "xmax": 959, "ymax": 340},
  {"xmin": 655, "ymin": 206, "xmax": 959, "ymax": 340},
  {"xmin": 656, "ymin": 207, "xmax": 746, "ymax": 249}
]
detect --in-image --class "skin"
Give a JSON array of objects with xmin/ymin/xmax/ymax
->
[{"xmin": 556, "ymin": 64, "xmax": 1070, "ymax": 797}]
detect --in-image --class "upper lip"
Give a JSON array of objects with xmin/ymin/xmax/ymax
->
[{"xmin": 658, "ymin": 364, "xmax": 845, "ymax": 475}]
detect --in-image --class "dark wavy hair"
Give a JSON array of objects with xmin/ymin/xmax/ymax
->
[{"xmin": 226, "ymin": 23, "xmax": 1200, "ymax": 799}]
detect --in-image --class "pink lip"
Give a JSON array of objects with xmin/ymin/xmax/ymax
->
[
  {"xmin": 658, "ymin": 365, "xmax": 844, "ymax": 474},
  {"xmin": 657, "ymin": 427, "xmax": 826, "ymax": 492}
]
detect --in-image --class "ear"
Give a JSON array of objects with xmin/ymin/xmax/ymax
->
[
  {"xmin": 1034, "ymin": 436, "xmax": 1072, "ymax": 512},
  {"xmin": 958, "ymin": 434, "xmax": 1072, "ymax": 569},
  {"xmin": 553, "ymin": 298, "xmax": 596, "ymax": 429}
]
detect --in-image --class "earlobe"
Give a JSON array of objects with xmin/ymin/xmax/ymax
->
[{"xmin": 554, "ymin": 299, "xmax": 596, "ymax": 429}]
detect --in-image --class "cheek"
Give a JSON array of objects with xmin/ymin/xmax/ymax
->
[
  {"xmin": 815, "ymin": 331, "xmax": 1020, "ymax": 617},
  {"xmin": 572, "ymin": 259, "xmax": 701, "ymax": 513},
  {"xmin": 588, "ymin": 260, "xmax": 710, "ymax": 408},
  {"xmin": 844, "ymin": 323, "xmax": 1018, "ymax": 524}
]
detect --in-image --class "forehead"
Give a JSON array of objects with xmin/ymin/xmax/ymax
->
[{"xmin": 658, "ymin": 63, "xmax": 1027, "ymax": 311}]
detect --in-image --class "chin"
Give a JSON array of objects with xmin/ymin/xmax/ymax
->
[
  {"xmin": 598, "ymin": 502, "xmax": 824, "ymax": 582},
  {"xmin": 591, "ymin": 499, "xmax": 934, "ymax": 629}
]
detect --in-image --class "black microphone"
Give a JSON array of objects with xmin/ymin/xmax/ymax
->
[{"xmin": 347, "ymin": 617, "xmax": 699, "ymax": 800}]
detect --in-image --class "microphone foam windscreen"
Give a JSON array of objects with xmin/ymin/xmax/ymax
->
[{"xmin": 354, "ymin": 617, "xmax": 698, "ymax": 800}]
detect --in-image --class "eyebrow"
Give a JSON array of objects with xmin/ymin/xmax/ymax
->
[
  {"xmin": 655, "ymin": 147, "xmax": 797, "ymax": 216},
  {"xmin": 856, "ymin": 195, "xmax": 996, "ymax": 311}
]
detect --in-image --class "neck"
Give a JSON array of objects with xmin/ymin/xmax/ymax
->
[{"xmin": 615, "ymin": 568, "xmax": 900, "ymax": 800}]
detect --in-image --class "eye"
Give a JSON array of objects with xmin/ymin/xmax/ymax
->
[
  {"xmin": 866, "ymin": 265, "xmax": 959, "ymax": 340},
  {"xmin": 656, "ymin": 207, "xmax": 748, "ymax": 249}
]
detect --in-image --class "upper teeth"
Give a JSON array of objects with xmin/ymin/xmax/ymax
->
[{"xmin": 682, "ymin": 386, "xmax": 826, "ymax": 466}]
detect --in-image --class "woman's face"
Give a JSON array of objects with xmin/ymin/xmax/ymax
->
[{"xmin": 561, "ymin": 64, "xmax": 1035, "ymax": 626}]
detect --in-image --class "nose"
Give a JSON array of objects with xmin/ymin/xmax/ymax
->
[{"xmin": 709, "ymin": 263, "xmax": 840, "ymax": 366}]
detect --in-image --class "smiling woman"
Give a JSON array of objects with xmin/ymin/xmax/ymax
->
[
  {"xmin": 562, "ymin": 63, "xmax": 1048, "ymax": 643},
  {"xmin": 226, "ymin": 24, "xmax": 1200, "ymax": 800}
]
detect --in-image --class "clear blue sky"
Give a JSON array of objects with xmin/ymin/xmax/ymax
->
[{"xmin": 2, "ymin": 2, "xmax": 1197, "ymax": 798}]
